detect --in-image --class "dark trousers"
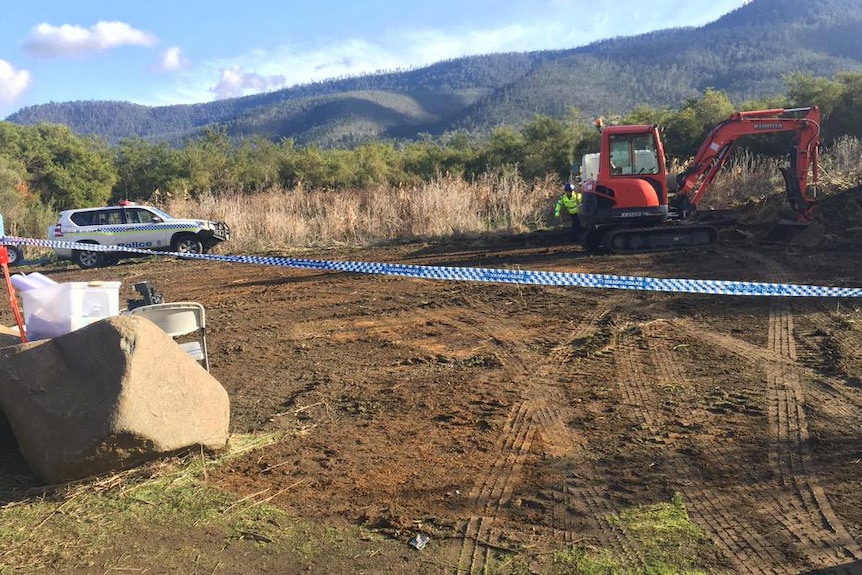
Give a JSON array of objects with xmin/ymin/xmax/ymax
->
[{"xmin": 568, "ymin": 212, "xmax": 582, "ymax": 238}]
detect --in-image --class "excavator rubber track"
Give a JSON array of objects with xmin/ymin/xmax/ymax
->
[{"xmin": 590, "ymin": 224, "xmax": 719, "ymax": 254}]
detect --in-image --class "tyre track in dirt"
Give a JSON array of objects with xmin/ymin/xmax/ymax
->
[
  {"xmin": 456, "ymin": 400, "xmax": 537, "ymax": 575},
  {"xmin": 657, "ymin": 250, "xmax": 862, "ymax": 572},
  {"xmin": 793, "ymin": 307, "xmax": 862, "ymax": 421},
  {"xmin": 244, "ymin": 276, "xmax": 558, "ymax": 575},
  {"xmin": 642, "ymin": 320, "xmax": 791, "ymax": 573},
  {"xmin": 238, "ymin": 277, "xmax": 546, "ymax": 575},
  {"xmin": 755, "ymin": 254, "xmax": 862, "ymax": 570},
  {"xmin": 594, "ymin": 247, "xmax": 862, "ymax": 573},
  {"xmin": 671, "ymin": 317, "xmax": 862, "ymax": 420},
  {"xmin": 557, "ymin": 310, "xmax": 768, "ymax": 569},
  {"xmin": 597, "ymin": 321, "xmax": 673, "ymax": 567},
  {"xmin": 454, "ymin": 292, "xmax": 634, "ymax": 574},
  {"xmin": 529, "ymin": 296, "xmax": 637, "ymax": 558},
  {"xmin": 451, "ymin": 291, "xmax": 549, "ymax": 575},
  {"xmin": 512, "ymin": 289, "xmax": 674, "ymax": 565},
  {"xmin": 375, "ymin": 285, "xmax": 551, "ymax": 575}
]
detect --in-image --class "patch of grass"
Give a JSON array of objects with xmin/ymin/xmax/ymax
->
[
  {"xmin": 551, "ymin": 493, "xmax": 717, "ymax": 575},
  {"xmin": 613, "ymin": 492, "xmax": 711, "ymax": 572},
  {"xmin": 0, "ymin": 433, "xmax": 303, "ymax": 573},
  {"xmin": 554, "ymin": 547, "xmax": 626, "ymax": 575}
]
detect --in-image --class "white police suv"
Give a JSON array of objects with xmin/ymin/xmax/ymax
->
[{"xmin": 48, "ymin": 202, "xmax": 231, "ymax": 269}]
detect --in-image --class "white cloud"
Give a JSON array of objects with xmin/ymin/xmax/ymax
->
[
  {"xmin": 157, "ymin": 46, "xmax": 189, "ymax": 73},
  {"xmin": 23, "ymin": 21, "xmax": 156, "ymax": 58},
  {"xmin": 210, "ymin": 65, "xmax": 287, "ymax": 99},
  {"xmin": 0, "ymin": 59, "xmax": 31, "ymax": 102},
  {"xmin": 220, "ymin": 25, "xmax": 563, "ymax": 90}
]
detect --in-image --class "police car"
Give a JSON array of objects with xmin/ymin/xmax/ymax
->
[{"xmin": 47, "ymin": 202, "xmax": 231, "ymax": 269}]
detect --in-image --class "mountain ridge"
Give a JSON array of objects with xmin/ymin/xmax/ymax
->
[{"xmin": 6, "ymin": 0, "xmax": 862, "ymax": 146}]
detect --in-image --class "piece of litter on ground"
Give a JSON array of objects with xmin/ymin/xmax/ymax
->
[{"xmin": 410, "ymin": 533, "xmax": 429, "ymax": 550}]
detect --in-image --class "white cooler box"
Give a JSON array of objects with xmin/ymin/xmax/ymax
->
[{"xmin": 21, "ymin": 281, "xmax": 121, "ymax": 340}]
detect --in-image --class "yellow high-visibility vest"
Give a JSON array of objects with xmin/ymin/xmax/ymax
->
[{"xmin": 554, "ymin": 192, "xmax": 581, "ymax": 217}]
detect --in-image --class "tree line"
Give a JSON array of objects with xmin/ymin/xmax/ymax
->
[{"xmin": 0, "ymin": 73, "xmax": 861, "ymax": 223}]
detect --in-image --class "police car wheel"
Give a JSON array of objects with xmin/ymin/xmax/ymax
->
[
  {"xmin": 5, "ymin": 245, "xmax": 23, "ymax": 266},
  {"xmin": 172, "ymin": 234, "xmax": 203, "ymax": 254},
  {"xmin": 73, "ymin": 246, "xmax": 104, "ymax": 269}
]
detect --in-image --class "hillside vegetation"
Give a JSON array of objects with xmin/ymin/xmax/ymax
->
[{"xmin": 5, "ymin": 0, "xmax": 862, "ymax": 147}]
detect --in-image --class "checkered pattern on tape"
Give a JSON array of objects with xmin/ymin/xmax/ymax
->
[{"xmin": 5, "ymin": 236, "xmax": 861, "ymax": 299}]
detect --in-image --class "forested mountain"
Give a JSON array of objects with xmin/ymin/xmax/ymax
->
[{"xmin": 6, "ymin": 0, "xmax": 862, "ymax": 147}]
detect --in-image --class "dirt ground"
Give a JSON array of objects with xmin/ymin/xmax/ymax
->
[{"xmin": 4, "ymin": 193, "xmax": 862, "ymax": 574}]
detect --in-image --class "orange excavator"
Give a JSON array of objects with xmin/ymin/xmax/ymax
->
[{"xmin": 578, "ymin": 106, "xmax": 821, "ymax": 253}]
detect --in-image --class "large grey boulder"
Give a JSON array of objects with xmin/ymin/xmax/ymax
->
[{"xmin": 0, "ymin": 315, "xmax": 229, "ymax": 483}]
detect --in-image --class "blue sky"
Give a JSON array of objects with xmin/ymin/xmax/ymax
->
[{"xmin": 0, "ymin": 0, "xmax": 751, "ymax": 120}]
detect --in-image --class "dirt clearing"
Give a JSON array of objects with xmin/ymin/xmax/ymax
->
[{"xmin": 3, "ymin": 216, "xmax": 862, "ymax": 573}]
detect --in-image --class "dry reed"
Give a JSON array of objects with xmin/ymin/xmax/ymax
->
[{"xmin": 159, "ymin": 172, "xmax": 558, "ymax": 253}]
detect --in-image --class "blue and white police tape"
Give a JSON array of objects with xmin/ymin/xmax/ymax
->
[{"xmin": 4, "ymin": 235, "xmax": 862, "ymax": 298}]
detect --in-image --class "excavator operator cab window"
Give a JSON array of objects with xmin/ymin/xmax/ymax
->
[{"xmin": 608, "ymin": 134, "xmax": 660, "ymax": 176}]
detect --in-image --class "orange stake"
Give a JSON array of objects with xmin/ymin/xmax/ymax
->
[{"xmin": 0, "ymin": 246, "xmax": 27, "ymax": 343}]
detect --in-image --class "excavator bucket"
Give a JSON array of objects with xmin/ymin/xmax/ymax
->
[{"xmin": 761, "ymin": 218, "xmax": 814, "ymax": 244}]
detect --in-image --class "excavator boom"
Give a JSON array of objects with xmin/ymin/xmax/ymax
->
[{"xmin": 674, "ymin": 106, "xmax": 821, "ymax": 220}]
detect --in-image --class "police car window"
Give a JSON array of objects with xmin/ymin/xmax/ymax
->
[
  {"xmin": 70, "ymin": 212, "xmax": 95, "ymax": 226},
  {"xmin": 127, "ymin": 208, "xmax": 155, "ymax": 224}
]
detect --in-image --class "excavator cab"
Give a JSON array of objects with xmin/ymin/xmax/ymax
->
[{"xmin": 579, "ymin": 126, "xmax": 671, "ymax": 230}]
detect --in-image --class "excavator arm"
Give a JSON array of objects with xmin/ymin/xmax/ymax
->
[{"xmin": 673, "ymin": 106, "xmax": 821, "ymax": 221}]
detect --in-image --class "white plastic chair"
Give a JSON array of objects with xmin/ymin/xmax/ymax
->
[{"xmin": 129, "ymin": 302, "xmax": 209, "ymax": 371}]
